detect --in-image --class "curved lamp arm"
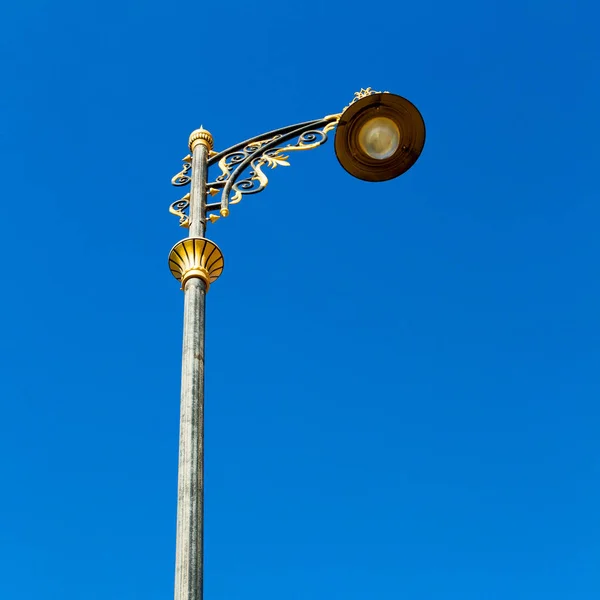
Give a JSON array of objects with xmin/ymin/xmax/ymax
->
[
  {"xmin": 212, "ymin": 114, "xmax": 340, "ymax": 218},
  {"xmin": 169, "ymin": 112, "xmax": 342, "ymax": 226}
]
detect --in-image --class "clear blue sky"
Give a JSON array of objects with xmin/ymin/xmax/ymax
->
[{"xmin": 1, "ymin": 1, "xmax": 599, "ymax": 599}]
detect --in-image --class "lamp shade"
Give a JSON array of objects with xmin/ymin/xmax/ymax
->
[{"xmin": 334, "ymin": 92, "xmax": 426, "ymax": 182}]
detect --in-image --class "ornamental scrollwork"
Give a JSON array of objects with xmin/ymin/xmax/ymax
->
[
  {"xmin": 213, "ymin": 137, "xmax": 277, "ymax": 189},
  {"xmin": 213, "ymin": 116, "xmax": 341, "ymax": 211},
  {"xmin": 169, "ymin": 193, "xmax": 190, "ymax": 228},
  {"xmin": 230, "ymin": 129, "xmax": 333, "ymax": 204},
  {"xmin": 171, "ymin": 155, "xmax": 192, "ymax": 187}
]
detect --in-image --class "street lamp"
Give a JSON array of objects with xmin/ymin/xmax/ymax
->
[{"xmin": 167, "ymin": 87, "xmax": 425, "ymax": 600}]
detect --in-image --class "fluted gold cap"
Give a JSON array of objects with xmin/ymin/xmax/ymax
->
[
  {"xmin": 168, "ymin": 237, "xmax": 224, "ymax": 291},
  {"xmin": 189, "ymin": 126, "xmax": 214, "ymax": 151}
]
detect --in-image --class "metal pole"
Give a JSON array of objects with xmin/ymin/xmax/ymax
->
[{"xmin": 174, "ymin": 128, "xmax": 212, "ymax": 600}]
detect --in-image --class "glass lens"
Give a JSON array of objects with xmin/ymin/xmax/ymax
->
[{"xmin": 358, "ymin": 117, "xmax": 400, "ymax": 160}]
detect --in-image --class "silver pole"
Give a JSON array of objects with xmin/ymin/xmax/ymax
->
[{"xmin": 174, "ymin": 128, "xmax": 211, "ymax": 600}]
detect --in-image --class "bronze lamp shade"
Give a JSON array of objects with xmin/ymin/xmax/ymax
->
[{"xmin": 334, "ymin": 92, "xmax": 426, "ymax": 182}]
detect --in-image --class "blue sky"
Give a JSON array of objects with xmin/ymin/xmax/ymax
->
[{"xmin": 1, "ymin": 0, "xmax": 599, "ymax": 599}]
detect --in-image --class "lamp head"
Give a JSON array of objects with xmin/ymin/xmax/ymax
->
[{"xmin": 334, "ymin": 92, "xmax": 426, "ymax": 182}]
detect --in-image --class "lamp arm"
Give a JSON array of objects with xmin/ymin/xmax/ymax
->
[
  {"xmin": 206, "ymin": 119, "xmax": 327, "ymax": 168},
  {"xmin": 204, "ymin": 113, "xmax": 341, "ymax": 219}
]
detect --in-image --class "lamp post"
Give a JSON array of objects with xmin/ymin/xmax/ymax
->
[{"xmin": 167, "ymin": 88, "xmax": 426, "ymax": 600}]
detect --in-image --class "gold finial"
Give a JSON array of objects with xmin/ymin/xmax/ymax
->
[
  {"xmin": 220, "ymin": 208, "xmax": 230, "ymax": 218},
  {"xmin": 189, "ymin": 126, "xmax": 214, "ymax": 151},
  {"xmin": 342, "ymin": 87, "xmax": 389, "ymax": 113}
]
